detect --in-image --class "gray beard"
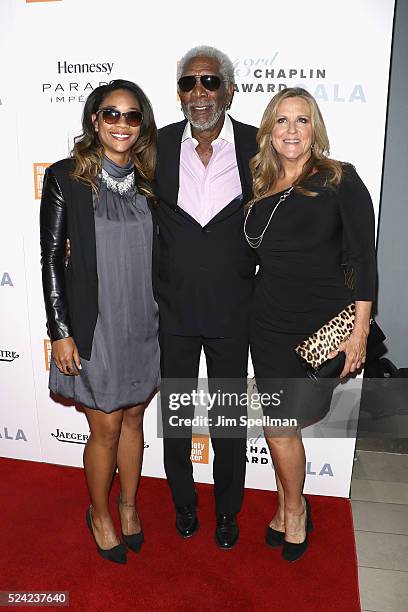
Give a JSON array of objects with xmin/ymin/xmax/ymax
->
[{"xmin": 183, "ymin": 103, "xmax": 227, "ymax": 132}]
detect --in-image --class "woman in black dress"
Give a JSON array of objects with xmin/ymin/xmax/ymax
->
[
  {"xmin": 245, "ymin": 87, "xmax": 376, "ymax": 561},
  {"xmin": 40, "ymin": 80, "xmax": 159, "ymax": 563}
]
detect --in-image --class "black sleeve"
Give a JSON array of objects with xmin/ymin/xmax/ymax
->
[
  {"xmin": 337, "ymin": 165, "xmax": 377, "ymax": 301},
  {"xmin": 40, "ymin": 168, "xmax": 73, "ymax": 340}
]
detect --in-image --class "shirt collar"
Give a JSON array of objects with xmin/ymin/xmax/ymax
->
[{"xmin": 181, "ymin": 114, "xmax": 235, "ymax": 145}]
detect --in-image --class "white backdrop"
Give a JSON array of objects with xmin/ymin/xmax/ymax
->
[{"xmin": 0, "ymin": 0, "xmax": 395, "ymax": 497}]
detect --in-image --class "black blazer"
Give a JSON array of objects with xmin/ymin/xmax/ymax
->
[
  {"xmin": 40, "ymin": 158, "xmax": 158, "ymax": 359},
  {"xmin": 154, "ymin": 117, "xmax": 258, "ymax": 337}
]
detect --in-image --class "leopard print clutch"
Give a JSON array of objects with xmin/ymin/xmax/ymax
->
[{"xmin": 295, "ymin": 303, "xmax": 356, "ymax": 370}]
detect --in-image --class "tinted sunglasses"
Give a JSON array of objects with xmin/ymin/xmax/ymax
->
[
  {"xmin": 177, "ymin": 74, "xmax": 226, "ymax": 93},
  {"xmin": 96, "ymin": 108, "xmax": 143, "ymax": 127}
]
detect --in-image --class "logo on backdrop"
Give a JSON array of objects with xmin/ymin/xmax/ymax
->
[
  {"xmin": 0, "ymin": 427, "xmax": 27, "ymax": 442},
  {"xmin": 51, "ymin": 428, "xmax": 89, "ymax": 445},
  {"xmin": 1, "ymin": 272, "xmax": 13, "ymax": 287},
  {"xmin": 246, "ymin": 438, "xmax": 333, "ymax": 476},
  {"xmin": 42, "ymin": 60, "xmax": 115, "ymax": 104},
  {"xmin": 0, "ymin": 350, "xmax": 19, "ymax": 363},
  {"xmin": 232, "ymin": 53, "xmax": 366, "ymax": 103},
  {"xmin": 44, "ymin": 339, "xmax": 52, "ymax": 370},
  {"xmin": 191, "ymin": 434, "xmax": 209, "ymax": 464},
  {"xmin": 49, "ymin": 428, "xmax": 151, "ymax": 449},
  {"xmin": 34, "ymin": 163, "xmax": 50, "ymax": 199}
]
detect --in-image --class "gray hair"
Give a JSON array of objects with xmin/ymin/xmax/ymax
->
[{"xmin": 177, "ymin": 45, "xmax": 235, "ymax": 85}]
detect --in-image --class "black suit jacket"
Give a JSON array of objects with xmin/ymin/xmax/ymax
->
[
  {"xmin": 40, "ymin": 158, "xmax": 158, "ymax": 359},
  {"xmin": 154, "ymin": 116, "xmax": 258, "ymax": 337}
]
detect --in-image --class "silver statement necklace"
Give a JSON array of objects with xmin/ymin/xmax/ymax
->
[
  {"xmin": 101, "ymin": 168, "xmax": 135, "ymax": 195},
  {"xmin": 244, "ymin": 187, "xmax": 293, "ymax": 248}
]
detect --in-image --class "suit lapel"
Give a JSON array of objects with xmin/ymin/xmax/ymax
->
[{"xmin": 156, "ymin": 120, "xmax": 186, "ymax": 207}]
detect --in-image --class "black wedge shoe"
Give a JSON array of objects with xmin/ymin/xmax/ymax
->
[
  {"xmin": 117, "ymin": 496, "xmax": 144, "ymax": 553},
  {"xmin": 86, "ymin": 507, "xmax": 127, "ymax": 564},
  {"xmin": 282, "ymin": 496, "xmax": 313, "ymax": 562},
  {"xmin": 265, "ymin": 525, "xmax": 285, "ymax": 548}
]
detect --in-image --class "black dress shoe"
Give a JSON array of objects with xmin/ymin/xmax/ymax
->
[
  {"xmin": 282, "ymin": 496, "xmax": 313, "ymax": 562},
  {"xmin": 176, "ymin": 502, "xmax": 199, "ymax": 538},
  {"xmin": 117, "ymin": 496, "xmax": 144, "ymax": 553},
  {"xmin": 265, "ymin": 525, "xmax": 285, "ymax": 548},
  {"xmin": 215, "ymin": 514, "xmax": 239, "ymax": 549},
  {"xmin": 86, "ymin": 507, "xmax": 127, "ymax": 564}
]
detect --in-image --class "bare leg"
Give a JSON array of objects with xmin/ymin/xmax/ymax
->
[
  {"xmin": 269, "ymin": 471, "xmax": 285, "ymax": 532},
  {"xmin": 266, "ymin": 429, "xmax": 307, "ymax": 544},
  {"xmin": 117, "ymin": 403, "xmax": 145, "ymax": 535},
  {"xmin": 83, "ymin": 407, "xmax": 124, "ymax": 549}
]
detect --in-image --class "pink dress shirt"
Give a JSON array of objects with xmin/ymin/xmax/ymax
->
[{"xmin": 177, "ymin": 115, "xmax": 242, "ymax": 227}]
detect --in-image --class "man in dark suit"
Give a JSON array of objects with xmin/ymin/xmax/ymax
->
[{"xmin": 155, "ymin": 46, "xmax": 257, "ymax": 549}]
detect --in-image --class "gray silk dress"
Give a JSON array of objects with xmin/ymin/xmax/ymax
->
[{"xmin": 49, "ymin": 156, "xmax": 160, "ymax": 412}]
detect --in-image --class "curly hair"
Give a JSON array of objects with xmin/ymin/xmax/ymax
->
[{"xmin": 71, "ymin": 79, "xmax": 157, "ymax": 199}]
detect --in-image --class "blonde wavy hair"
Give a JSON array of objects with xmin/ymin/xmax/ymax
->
[
  {"xmin": 71, "ymin": 80, "xmax": 157, "ymax": 200},
  {"xmin": 250, "ymin": 87, "xmax": 343, "ymax": 202}
]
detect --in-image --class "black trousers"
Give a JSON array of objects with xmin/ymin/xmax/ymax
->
[{"xmin": 159, "ymin": 333, "xmax": 249, "ymax": 515}]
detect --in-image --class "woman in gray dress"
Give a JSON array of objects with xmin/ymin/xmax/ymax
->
[{"xmin": 40, "ymin": 80, "xmax": 159, "ymax": 564}]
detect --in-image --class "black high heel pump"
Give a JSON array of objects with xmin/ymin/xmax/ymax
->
[
  {"xmin": 265, "ymin": 525, "xmax": 285, "ymax": 548},
  {"xmin": 282, "ymin": 496, "xmax": 313, "ymax": 562},
  {"xmin": 85, "ymin": 507, "xmax": 127, "ymax": 564},
  {"xmin": 117, "ymin": 495, "xmax": 144, "ymax": 553}
]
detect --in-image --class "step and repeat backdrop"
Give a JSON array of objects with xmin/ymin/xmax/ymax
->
[{"xmin": 0, "ymin": 0, "xmax": 395, "ymax": 497}]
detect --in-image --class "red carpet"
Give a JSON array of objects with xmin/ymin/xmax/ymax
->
[{"xmin": 0, "ymin": 458, "xmax": 360, "ymax": 611}]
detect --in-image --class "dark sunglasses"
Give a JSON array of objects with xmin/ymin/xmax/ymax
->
[
  {"xmin": 177, "ymin": 74, "xmax": 226, "ymax": 93},
  {"xmin": 95, "ymin": 108, "xmax": 143, "ymax": 127}
]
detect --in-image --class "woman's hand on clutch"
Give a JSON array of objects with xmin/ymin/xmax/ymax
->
[
  {"xmin": 52, "ymin": 337, "xmax": 81, "ymax": 376},
  {"xmin": 328, "ymin": 330, "xmax": 368, "ymax": 378}
]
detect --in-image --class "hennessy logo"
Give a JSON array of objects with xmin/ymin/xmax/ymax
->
[
  {"xmin": 34, "ymin": 163, "xmax": 50, "ymax": 199},
  {"xmin": 0, "ymin": 350, "xmax": 19, "ymax": 363},
  {"xmin": 57, "ymin": 61, "xmax": 114, "ymax": 75}
]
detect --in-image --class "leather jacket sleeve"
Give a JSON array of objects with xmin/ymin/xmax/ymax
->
[{"xmin": 40, "ymin": 168, "xmax": 73, "ymax": 341}]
